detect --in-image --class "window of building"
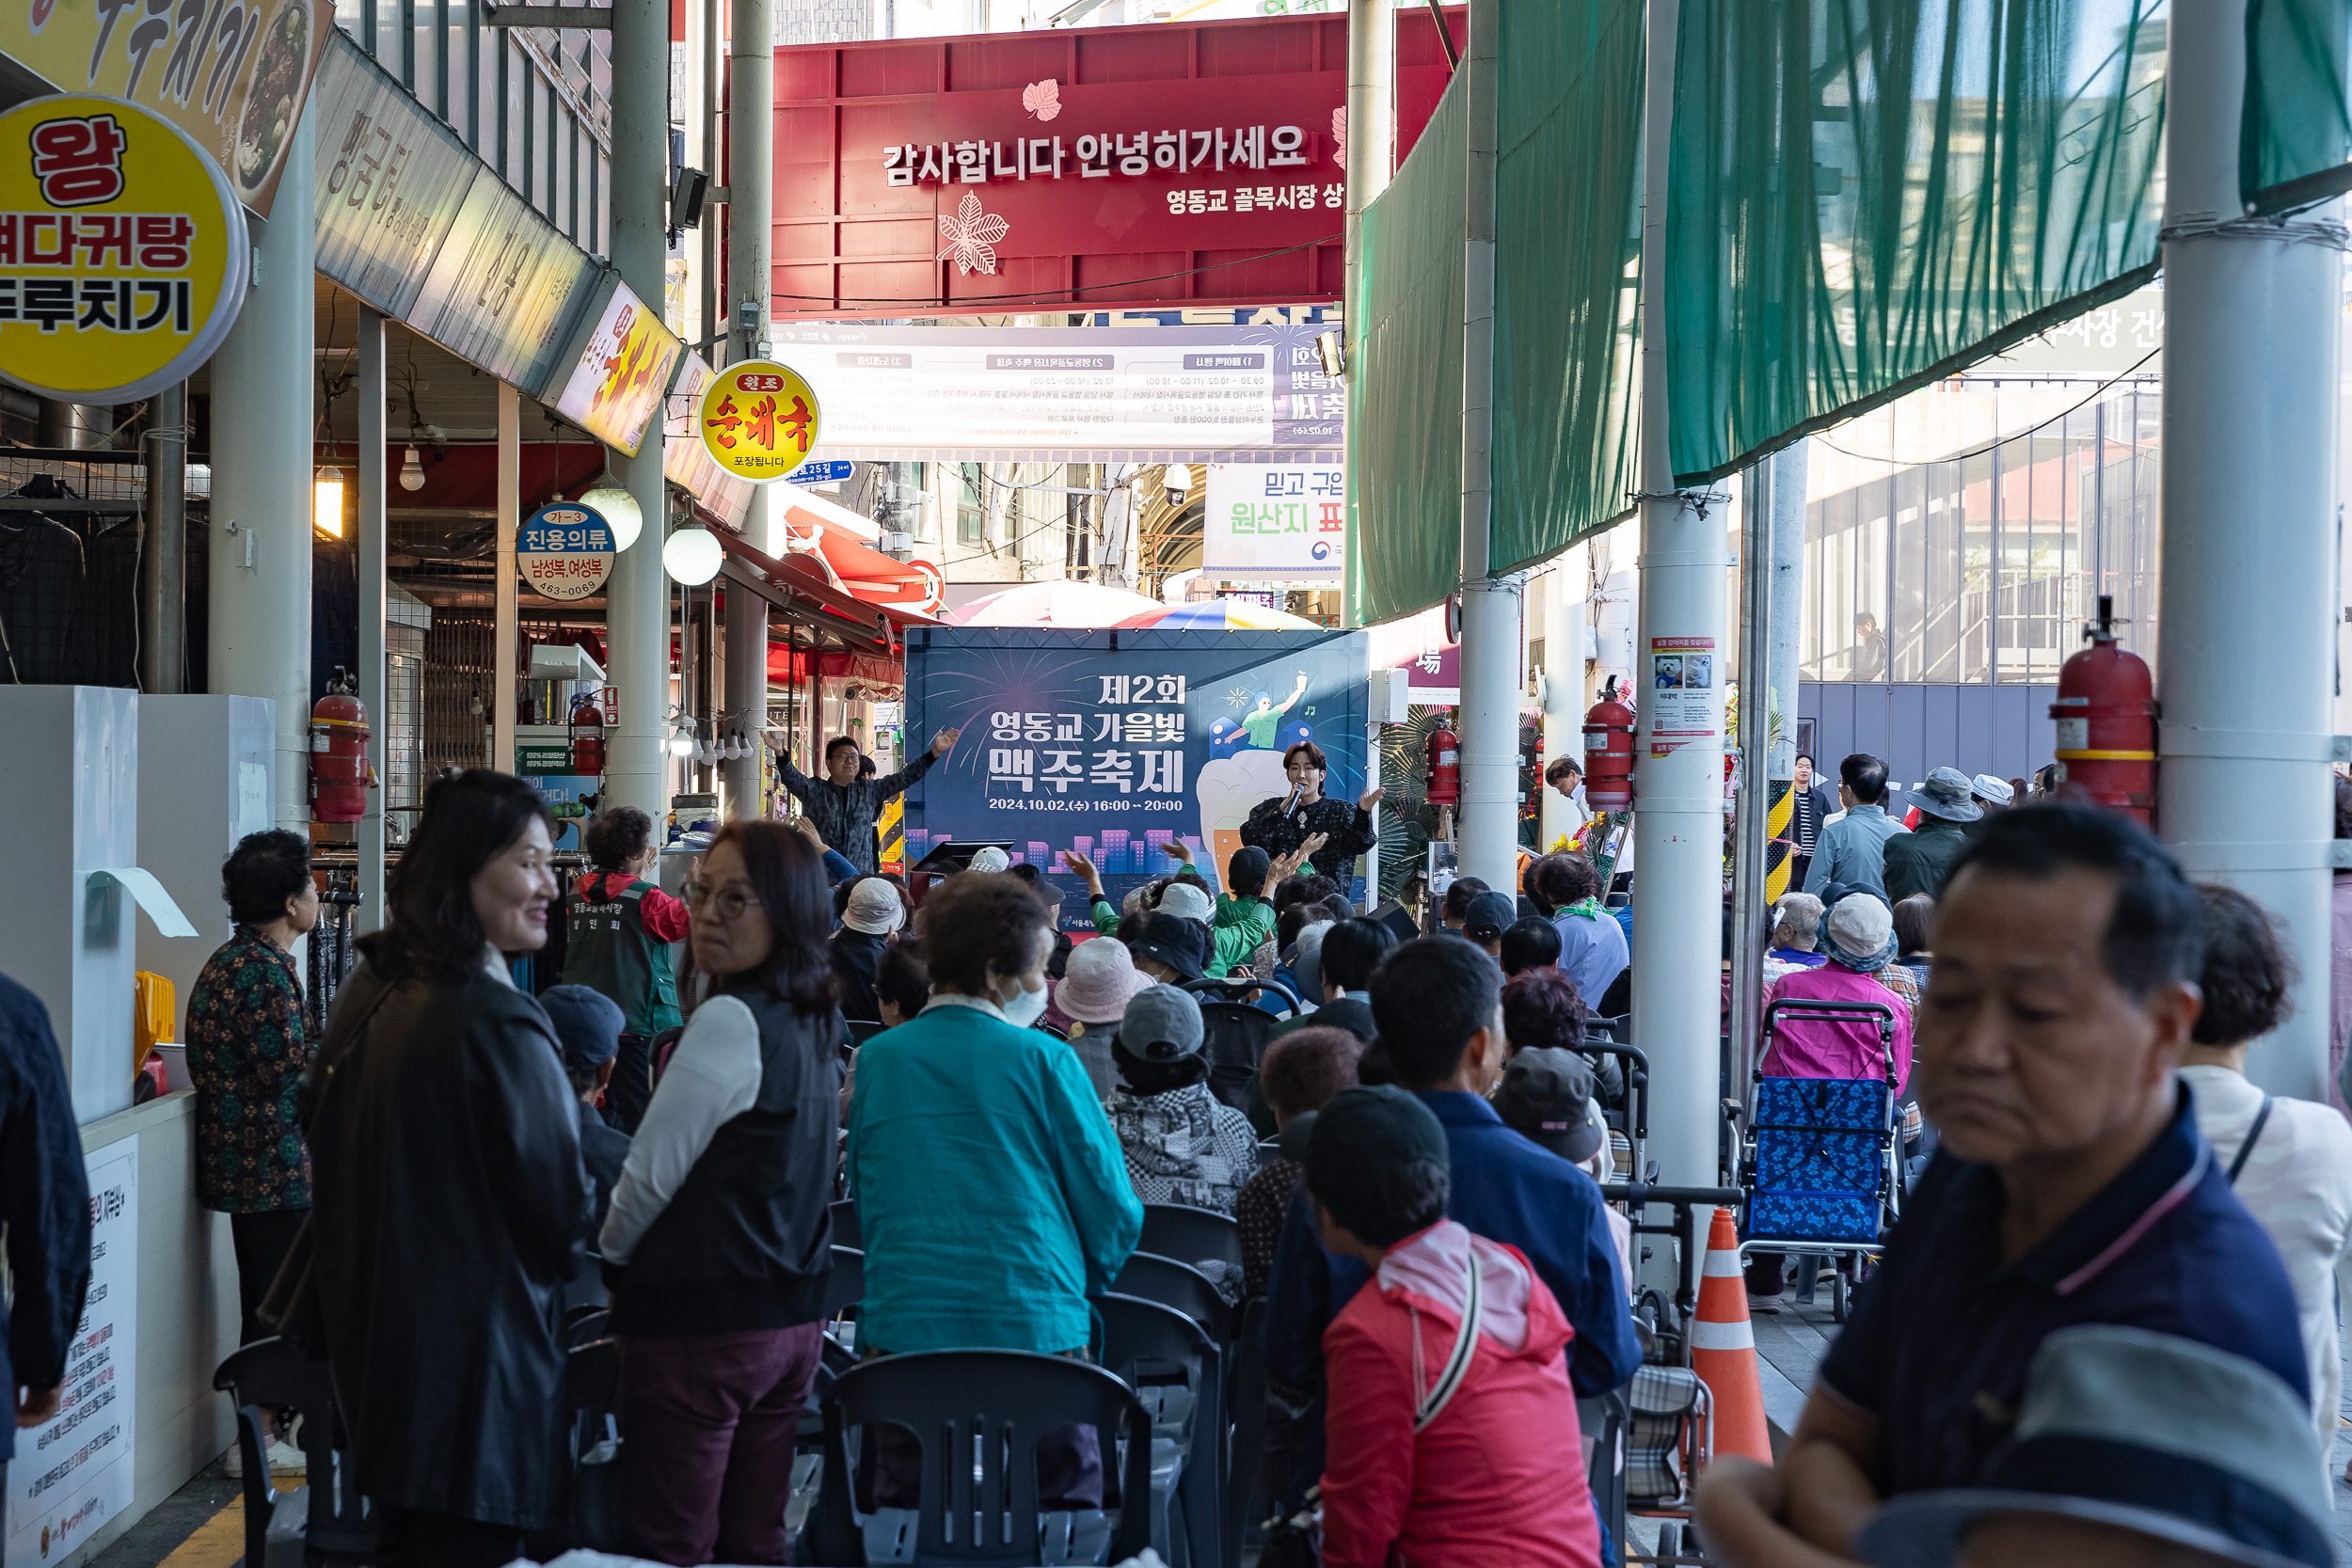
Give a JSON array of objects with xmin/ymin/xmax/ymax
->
[{"xmin": 958, "ymin": 463, "xmax": 983, "ymax": 545}]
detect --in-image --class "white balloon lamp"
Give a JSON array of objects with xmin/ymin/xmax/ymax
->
[
  {"xmin": 663, "ymin": 523, "xmax": 724, "ymax": 586},
  {"xmin": 579, "ymin": 483, "xmax": 644, "ymax": 551}
]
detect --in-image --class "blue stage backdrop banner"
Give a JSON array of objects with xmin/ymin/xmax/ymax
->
[{"xmin": 904, "ymin": 626, "xmax": 1372, "ymax": 925}]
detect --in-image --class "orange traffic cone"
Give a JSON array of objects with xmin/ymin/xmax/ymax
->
[{"xmin": 1690, "ymin": 1206, "xmax": 1773, "ymax": 1465}]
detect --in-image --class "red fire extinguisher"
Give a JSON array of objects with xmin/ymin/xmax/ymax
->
[
  {"xmin": 309, "ymin": 668, "xmax": 372, "ymax": 823},
  {"xmin": 569, "ymin": 693, "xmax": 606, "ymax": 777},
  {"xmin": 1424, "ymin": 722, "xmax": 1461, "ymax": 806},
  {"xmin": 2051, "ymin": 594, "xmax": 2156, "ymax": 825},
  {"xmin": 1582, "ymin": 676, "xmax": 1638, "ymax": 813}
]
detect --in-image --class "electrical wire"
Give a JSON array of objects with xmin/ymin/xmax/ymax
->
[
  {"xmin": 767, "ymin": 233, "xmax": 1341, "ymax": 308},
  {"xmin": 1808, "ymin": 346, "xmax": 2161, "ymax": 467}
]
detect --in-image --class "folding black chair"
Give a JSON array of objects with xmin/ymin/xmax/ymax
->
[
  {"xmin": 1110, "ymin": 1252, "xmax": 1234, "ymax": 1344},
  {"xmin": 213, "ymin": 1338, "xmax": 377, "ymax": 1567},
  {"xmin": 1099, "ymin": 1293, "xmax": 1224, "ymax": 1568},
  {"xmin": 1137, "ymin": 1204, "xmax": 1244, "ymax": 1279}
]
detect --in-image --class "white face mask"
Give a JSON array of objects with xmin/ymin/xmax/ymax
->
[{"xmin": 996, "ymin": 976, "xmax": 1049, "ymax": 1028}]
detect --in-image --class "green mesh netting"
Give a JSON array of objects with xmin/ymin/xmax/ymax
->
[
  {"xmin": 1351, "ymin": 75, "xmax": 1467, "ymax": 627},
  {"xmin": 1489, "ymin": 0, "xmax": 1647, "ymax": 576},
  {"xmin": 1664, "ymin": 0, "xmax": 2169, "ymax": 485},
  {"xmin": 2246, "ymin": 0, "xmax": 2352, "ymax": 212}
]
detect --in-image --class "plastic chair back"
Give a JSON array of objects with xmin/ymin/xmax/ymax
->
[
  {"xmin": 847, "ymin": 1018, "xmax": 888, "ymax": 1046},
  {"xmin": 1110, "ymin": 1252, "xmax": 1234, "ymax": 1344},
  {"xmin": 1137, "ymin": 1204, "xmax": 1244, "ymax": 1277},
  {"xmin": 1184, "ymin": 978, "xmax": 1297, "ymax": 1112},
  {"xmin": 805, "ymin": 1350, "xmax": 1153, "ymax": 1566},
  {"xmin": 1099, "ymin": 1293, "xmax": 1223, "ymax": 1568},
  {"xmin": 214, "ymin": 1337, "xmax": 378, "ymax": 1566},
  {"xmin": 831, "ymin": 1196, "xmax": 863, "ymax": 1251},
  {"xmin": 825, "ymin": 1245, "xmax": 866, "ymax": 1319},
  {"xmin": 1225, "ymin": 1296, "xmax": 1269, "ymax": 1568},
  {"xmin": 562, "ymin": 1306, "xmax": 610, "ymax": 1349},
  {"xmin": 1579, "ymin": 1388, "xmax": 1629, "ymax": 1554},
  {"xmin": 565, "ymin": 1338, "xmax": 624, "ymax": 1551}
]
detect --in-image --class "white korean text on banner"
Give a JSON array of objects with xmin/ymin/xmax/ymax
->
[
  {"xmin": 1202, "ymin": 462, "xmax": 1343, "ymax": 578},
  {"xmin": 6, "ymin": 1139, "xmax": 137, "ymax": 1568},
  {"xmin": 766, "ymin": 324, "xmax": 1343, "ymax": 463}
]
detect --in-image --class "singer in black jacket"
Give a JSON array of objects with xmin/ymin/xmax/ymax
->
[{"xmin": 1240, "ymin": 739, "xmax": 1384, "ymax": 884}]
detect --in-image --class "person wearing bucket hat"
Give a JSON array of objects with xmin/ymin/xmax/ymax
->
[
  {"xmin": 1884, "ymin": 767, "xmax": 1983, "ymax": 902},
  {"xmin": 1849, "ymin": 1325, "xmax": 2334, "ymax": 1568},
  {"xmin": 1128, "ymin": 911, "xmax": 1209, "ymax": 984},
  {"xmin": 830, "ymin": 878, "xmax": 907, "ymax": 1024},
  {"xmin": 1054, "ymin": 936, "xmax": 1154, "ymax": 1101},
  {"xmin": 1970, "ymin": 772, "xmax": 2014, "ymax": 814},
  {"xmin": 1109, "ymin": 985, "xmax": 1259, "ymax": 1214}
]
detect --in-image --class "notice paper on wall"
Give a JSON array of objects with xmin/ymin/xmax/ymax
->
[
  {"xmin": 6, "ymin": 1138, "xmax": 137, "ymax": 1566},
  {"xmin": 1648, "ymin": 636, "xmax": 1719, "ymax": 758}
]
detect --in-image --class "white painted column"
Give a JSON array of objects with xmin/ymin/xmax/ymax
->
[
  {"xmin": 1629, "ymin": 0, "xmax": 1729, "ymax": 1186},
  {"xmin": 496, "ymin": 381, "xmax": 520, "ymax": 775},
  {"xmin": 729, "ymin": 0, "xmax": 773, "ymax": 366},
  {"xmin": 605, "ymin": 0, "xmax": 673, "ymax": 822},
  {"xmin": 1541, "ymin": 546, "xmax": 1590, "ymax": 849},
  {"xmin": 2157, "ymin": 1, "xmax": 2344, "ymax": 1101},
  {"xmin": 208, "ymin": 106, "xmax": 314, "ymax": 833},
  {"xmin": 358, "ymin": 309, "xmax": 388, "ymax": 932},
  {"xmin": 1767, "ymin": 442, "xmax": 1805, "ymax": 784},
  {"xmin": 1343, "ymin": 0, "xmax": 1394, "ymax": 631}
]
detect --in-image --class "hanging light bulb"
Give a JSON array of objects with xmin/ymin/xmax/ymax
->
[
  {"xmin": 666, "ymin": 726, "xmax": 694, "ymax": 757},
  {"xmin": 398, "ymin": 444, "xmax": 427, "ymax": 493},
  {"xmin": 580, "ymin": 483, "xmax": 644, "ymax": 551},
  {"xmin": 663, "ymin": 523, "xmax": 724, "ymax": 586},
  {"xmin": 693, "ymin": 736, "xmax": 714, "ymax": 766},
  {"xmin": 311, "ymin": 466, "xmax": 346, "ymax": 538}
]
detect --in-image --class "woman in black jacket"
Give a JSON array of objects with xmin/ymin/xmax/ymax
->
[
  {"xmin": 598, "ymin": 819, "xmax": 841, "ymax": 1566},
  {"xmin": 306, "ymin": 770, "xmax": 595, "ymax": 1568}
]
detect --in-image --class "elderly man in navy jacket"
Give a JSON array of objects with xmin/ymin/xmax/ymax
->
[{"xmin": 0, "ymin": 973, "xmax": 92, "ymax": 1490}]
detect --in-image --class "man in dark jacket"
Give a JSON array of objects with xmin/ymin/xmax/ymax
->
[
  {"xmin": 1786, "ymin": 752, "xmax": 1837, "ymax": 892},
  {"xmin": 0, "ymin": 973, "xmax": 91, "ymax": 1492},
  {"xmin": 308, "ymin": 958, "xmax": 596, "ymax": 1564},
  {"xmin": 1883, "ymin": 767, "xmax": 1982, "ymax": 901},
  {"xmin": 771, "ymin": 729, "xmax": 961, "ymax": 876}
]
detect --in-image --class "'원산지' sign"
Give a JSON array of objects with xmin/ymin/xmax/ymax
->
[
  {"xmin": 0, "ymin": 94, "xmax": 249, "ymax": 404},
  {"xmin": 1202, "ymin": 462, "xmax": 1343, "ymax": 578},
  {"xmin": 519, "ymin": 503, "xmax": 614, "ymax": 602}
]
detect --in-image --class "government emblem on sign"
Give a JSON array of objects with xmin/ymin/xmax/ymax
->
[
  {"xmin": 697, "ymin": 358, "xmax": 822, "ymax": 483},
  {"xmin": 519, "ymin": 503, "xmax": 616, "ymax": 602}
]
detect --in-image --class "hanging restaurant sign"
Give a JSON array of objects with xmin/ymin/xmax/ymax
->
[
  {"xmin": 697, "ymin": 358, "xmax": 822, "ymax": 483},
  {"xmin": 0, "ymin": 93, "xmax": 249, "ymax": 404},
  {"xmin": 307, "ymin": 35, "xmax": 478, "ymax": 320},
  {"xmin": 550, "ymin": 278, "xmax": 684, "ymax": 459},
  {"xmin": 518, "ymin": 501, "xmax": 615, "ymax": 601}
]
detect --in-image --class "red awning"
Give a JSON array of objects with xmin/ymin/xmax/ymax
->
[{"xmin": 775, "ymin": 499, "xmax": 946, "ymax": 618}]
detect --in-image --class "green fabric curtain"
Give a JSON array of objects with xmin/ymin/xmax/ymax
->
[
  {"xmin": 1490, "ymin": 0, "xmax": 1647, "ymax": 576},
  {"xmin": 2246, "ymin": 0, "xmax": 2352, "ymax": 212},
  {"xmin": 1664, "ymin": 0, "xmax": 2169, "ymax": 485},
  {"xmin": 1351, "ymin": 76, "xmax": 1467, "ymax": 627}
]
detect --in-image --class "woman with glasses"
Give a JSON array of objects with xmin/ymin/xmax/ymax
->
[
  {"xmin": 306, "ymin": 770, "xmax": 595, "ymax": 1568},
  {"xmin": 598, "ymin": 820, "xmax": 842, "ymax": 1566},
  {"xmin": 1241, "ymin": 739, "xmax": 1384, "ymax": 885}
]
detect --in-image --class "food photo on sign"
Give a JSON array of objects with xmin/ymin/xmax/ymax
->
[
  {"xmin": 902, "ymin": 626, "xmax": 1373, "ymax": 915},
  {"xmin": 0, "ymin": 93, "xmax": 251, "ymax": 404}
]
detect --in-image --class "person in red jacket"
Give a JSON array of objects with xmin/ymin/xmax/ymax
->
[
  {"xmin": 559, "ymin": 806, "xmax": 691, "ymax": 1132},
  {"xmin": 1306, "ymin": 1085, "xmax": 1602, "ymax": 1568}
]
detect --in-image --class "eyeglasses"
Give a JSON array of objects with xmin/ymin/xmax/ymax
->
[{"xmin": 681, "ymin": 880, "xmax": 758, "ymax": 921}]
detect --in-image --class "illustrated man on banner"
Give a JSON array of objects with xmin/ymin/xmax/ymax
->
[{"xmin": 1221, "ymin": 670, "xmax": 1310, "ymax": 751}]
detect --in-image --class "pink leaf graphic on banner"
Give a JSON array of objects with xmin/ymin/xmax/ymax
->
[
  {"xmin": 1023, "ymin": 79, "xmax": 1062, "ymax": 121},
  {"xmin": 937, "ymin": 191, "xmax": 1011, "ymax": 275},
  {"xmin": 1331, "ymin": 106, "xmax": 1346, "ymax": 166}
]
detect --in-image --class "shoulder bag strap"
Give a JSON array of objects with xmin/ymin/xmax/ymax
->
[
  {"xmin": 2227, "ymin": 1095, "xmax": 2275, "ymax": 1186},
  {"xmin": 1414, "ymin": 1244, "xmax": 1484, "ymax": 1433}
]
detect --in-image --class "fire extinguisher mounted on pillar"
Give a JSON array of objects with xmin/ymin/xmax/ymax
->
[
  {"xmin": 1424, "ymin": 720, "xmax": 1461, "ymax": 807},
  {"xmin": 1583, "ymin": 676, "xmax": 1637, "ymax": 813},
  {"xmin": 569, "ymin": 691, "xmax": 607, "ymax": 778},
  {"xmin": 310, "ymin": 667, "xmax": 373, "ymax": 824},
  {"xmin": 2051, "ymin": 594, "xmax": 2156, "ymax": 825}
]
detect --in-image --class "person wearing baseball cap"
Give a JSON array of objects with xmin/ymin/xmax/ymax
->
[
  {"xmin": 1110, "ymin": 986, "xmax": 1259, "ymax": 1214},
  {"xmin": 1459, "ymin": 891, "xmax": 1517, "ymax": 958},
  {"xmin": 1128, "ymin": 911, "xmax": 1209, "ymax": 984},
  {"xmin": 538, "ymin": 984, "xmax": 633, "ymax": 1227},
  {"xmin": 1494, "ymin": 1048, "xmax": 1605, "ymax": 1166},
  {"xmin": 1304, "ymin": 1085, "xmax": 1604, "ymax": 1568},
  {"xmin": 1969, "ymin": 773, "xmax": 2014, "ymax": 815},
  {"xmin": 964, "ymin": 845, "xmax": 1010, "ymax": 876},
  {"xmin": 830, "ymin": 878, "xmax": 906, "ymax": 1024},
  {"xmin": 1885, "ymin": 767, "xmax": 1982, "ymax": 902},
  {"xmin": 1053, "ymin": 936, "xmax": 1154, "ymax": 1101}
]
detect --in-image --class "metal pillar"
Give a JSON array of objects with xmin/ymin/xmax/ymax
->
[
  {"xmin": 1454, "ymin": 0, "xmax": 1517, "ymax": 894},
  {"xmin": 605, "ymin": 0, "xmax": 673, "ymax": 823},
  {"xmin": 357, "ymin": 312, "xmax": 388, "ymax": 932},
  {"xmin": 1540, "ymin": 546, "xmax": 1590, "ymax": 849},
  {"xmin": 723, "ymin": 579, "xmax": 766, "ymax": 816},
  {"xmin": 2158, "ymin": 1, "xmax": 2343, "ymax": 1101},
  {"xmin": 1764, "ymin": 441, "xmax": 1805, "ymax": 904},
  {"xmin": 141, "ymin": 383, "xmax": 186, "ymax": 693},
  {"xmin": 1729, "ymin": 464, "xmax": 1771, "ymax": 1087},
  {"xmin": 496, "ymin": 382, "xmax": 520, "ymax": 774},
  {"xmin": 39, "ymin": 400, "xmax": 104, "ymax": 449},
  {"xmin": 1343, "ymin": 0, "xmax": 1393, "ymax": 630},
  {"xmin": 1628, "ymin": 0, "xmax": 1727, "ymax": 1187},
  {"xmin": 729, "ymin": 0, "xmax": 772, "ymax": 365},
  {"xmin": 208, "ymin": 107, "xmax": 315, "ymax": 833}
]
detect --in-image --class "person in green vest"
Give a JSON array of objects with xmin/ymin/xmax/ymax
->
[{"xmin": 560, "ymin": 806, "xmax": 690, "ymax": 1133}]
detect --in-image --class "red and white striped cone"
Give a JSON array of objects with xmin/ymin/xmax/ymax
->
[{"xmin": 1691, "ymin": 1205, "xmax": 1773, "ymax": 1465}]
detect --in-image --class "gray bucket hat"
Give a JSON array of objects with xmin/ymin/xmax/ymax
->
[{"xmin": 1911, "ymin": 767, "xmax": 1984, "ymax": 823}]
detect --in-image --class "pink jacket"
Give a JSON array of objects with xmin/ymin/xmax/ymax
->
[
  {"xmin": 1759, "ymin": 961, "xmax": 1913, "ymax": 1090},
  {"xmin": 1320, "ymin": 1221, "xmax": 1600, "ymax": 1568}
]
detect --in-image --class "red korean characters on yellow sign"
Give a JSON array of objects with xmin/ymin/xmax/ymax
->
[
  {"xmin": 0, "ymin": 93, "xmax": 248, "ymax": 404},
  {"xmin": 696, "ymin": 358, "xmax": 822, "ymax": 483}
]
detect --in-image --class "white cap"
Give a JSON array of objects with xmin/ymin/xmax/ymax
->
[
  {"xmin": 1158, "ymin": 880, "xmax": 1215, "ymax": 924},
  {"xmin": 1826, "ymin": 894, "xmax": 1894, "ymax": 957},
  {"xmin": 966, "ymin": 846, "xmax": 1010, "ymax": 875},
  {"xmin": 842, "ymin": 878, "xmax": 906, "ymax": 936},
  {"xmin": 1972, "ymin": 772, "xmax": 2015, "ymax": 805}
]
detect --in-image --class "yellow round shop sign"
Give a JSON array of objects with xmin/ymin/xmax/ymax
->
[
  {"xmin": 696, "ymin": 359, "xmax": 822, "ymax": 483},
  {"xmin": 0, "ymin": 94, "xmax": 248, "ymax": 405}
]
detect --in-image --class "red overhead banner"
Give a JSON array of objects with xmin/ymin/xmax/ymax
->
[{"xmin": 770, "ymin": 14, "xmax": 1349, "ymax": 319}]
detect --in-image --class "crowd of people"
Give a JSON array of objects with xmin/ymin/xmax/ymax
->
[{"xmin": 5, "ymin": 728, "xmax": 2352, "ymax": 1568}]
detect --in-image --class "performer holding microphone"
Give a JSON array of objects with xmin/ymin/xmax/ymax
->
[{"xmin": 1241, "ymin": 739, "xmax": 1384, "ymax": 884}]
